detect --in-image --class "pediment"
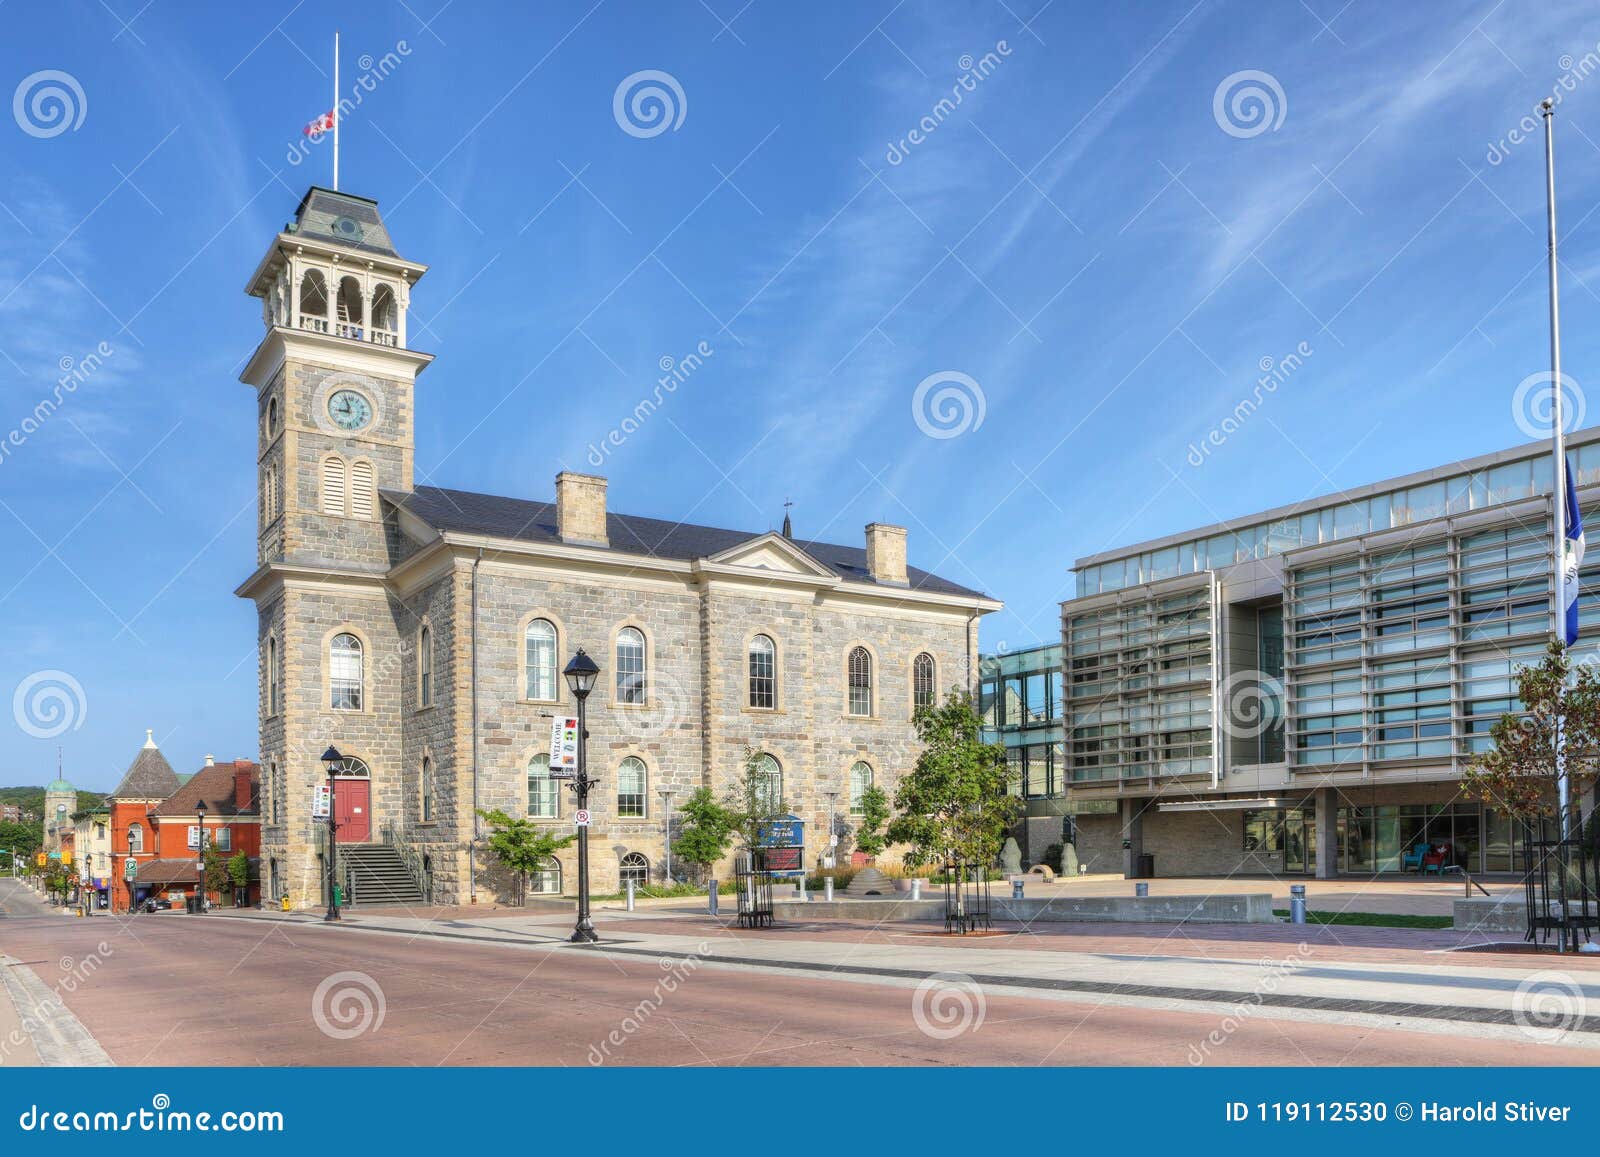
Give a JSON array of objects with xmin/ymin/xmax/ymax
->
[{"xmin": 706, "ymin": 533, "xmax": 836, "ymax": 578}]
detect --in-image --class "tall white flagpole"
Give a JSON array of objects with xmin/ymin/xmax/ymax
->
[
  {"xmin": 1542, "ymin": 96, "xmax": 1572, "ymax": 839},
  {"xmin": 333, "ymin": 31, "xmax": 340, "ymax": 191}
]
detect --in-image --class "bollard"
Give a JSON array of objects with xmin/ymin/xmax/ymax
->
[
  {"xmin": 626, "ymin": 879, "xmax": 636, "ymax": 912},
  {"xmin": 707, "ymin": 878, "xmax": 718, "ymax": 916},
  {"xmin": 1289, "ymin": 883, "xmax": 1307, "ymax": 925},
  {"xmin": 824, "ymin": 876, "xmax": 834, "ymax": 902},
  {"xmin": 797, "ymin": 877, "xmax": 807, "ymax": 902},
  {"xmin": 1011, "ymin": 877, "xmax": 1024, "ymax": 901},
  {"xmin": 1134, "ymin": 882, "xmax": 1149, "ymax": 898},
  {"xmin": 910, "ymin": 878, "xmax": 922, "ymax": 901}
]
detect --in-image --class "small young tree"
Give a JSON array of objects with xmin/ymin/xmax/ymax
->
[
  {"xmin": 227, "ymin": 851, "xmax": 251, "ymax": 903},
  {"xmin": 477, "ymin": 808, "xmax": 575, "ymax": 906},
  {"xmin": 1460, "ymin": 641, "xmax": 1600, "ymax": 830},
  {"xmin": 670, "ymin": 787, "xmax": 736, "ymax": 881},
  {"xmin": 852, "ymin": 785, "xmax": 891, "ymax": 859},
  {"xmin": 725, "ymin": 746, "xmax": 788, "ymax": 851},
  {"xmin": 203, "ymin": 842, "xmax": 230, "ymax": 901},
  {"xmin": 887, "ymin": 690, "xmax": 1021, "ymax": 872}
]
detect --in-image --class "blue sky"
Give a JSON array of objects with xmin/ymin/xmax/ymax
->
[{"xmin": 4, "ymin": 0, "xmax": 1600, "ymax": 789}]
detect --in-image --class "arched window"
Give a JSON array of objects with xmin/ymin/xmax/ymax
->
[
  {"xmin": 849, "ymin": 761, "xmax": 874, "ymax": 815},
  {"xmin": 299, "ymin": 269, "xmax": 328, "ymax": 330},
  {"xmin": 527, "ymin": 753, "xmax": 558, "ymax": 819},
  {"xmin": 371, "ymin": 284, "xmax": 397, "ymax": 334},
  {"xmin": 616, "ymin": 757, "xmax": 647, "ymax": 818},
  {"xmin": 616, "ymin": 627, "xmax": 646, "ymax": 704},
  {"xmin": 420, "ymin": 756, "xmax": 434, "ymax": 823},
  {"xmin": 127, "ymin": 823, "xmax": 143, "ymax": 853},
  {"xmin": 848, "ymin": 646, "xmax": 873, "ymax": 716},
  {"xmin": 336, "ymin": 275, "xmax": 364, "ymax": 338},
  {"xmin": 321, "ymin": 455, "xmax": 347, "ymax": 515},
  {"xmin": 266, "ymin": 636, "xmax": 279, "ymax": 716},
  {"xmin": 530, "ymin": 856, "xmax": 562, "ymax": 895},
  {"xmin": 913, "ymin": 652, "xmax": 937, "ymax": 710},
  {"xmin": 270, "ymin": 760, "xmax": 281, "ymax": 825},
  {"xmin": 620, "ymin": 852, "xmax": 649, "ymax": 886},
  {"xmin": 748, "ymin": 634, "xmax": 776, "ymax": 708},
  {"xmin": 349, "ymin": 460, "xmax": 375, "ymax": 519},
  {"xmin": 266, "ymin": 396, "xmax": 279, "ymax": 436},
  {"xmin": 329, "ymin": 632, "xmax": 363, "ymax": 711},
  {"xmin": 752, "ymin": 753, "xmax": 783, "ymax": 814},
  {"xmin": 418, "ymin": 626, "xmax": 433, "ymax": 707},
  {"xmin": 524, "ymin": 618, "xmax": 557, "ymax": 700}
]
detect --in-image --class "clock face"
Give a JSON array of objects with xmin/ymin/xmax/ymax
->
[{"xmin": 327, "ymin": 389, "xmax": 373, "ymax": 431}]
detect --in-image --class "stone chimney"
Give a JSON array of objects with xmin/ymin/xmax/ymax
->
[
  {"xmin": 555, "ymin": 472, "xmax": 608, "ymax": 547},
  {"xmin": 233, "ymin": 762, "xmax": 254, "ymax": 811},
  {"xmin": 865, "ymin": 523, "xmax": 908, "ymax": 586}
]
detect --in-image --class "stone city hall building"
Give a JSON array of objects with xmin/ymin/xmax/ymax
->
[{"xmin": 237, "ymin": 187, "xmax": 999, "ymax": 909}]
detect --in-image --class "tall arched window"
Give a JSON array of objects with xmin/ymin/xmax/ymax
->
[
  {"xmin": 321, "ymin": 455, "xmax": 347, "ymax": 515},
  {"xmin": 266, "ymin": 636, "xmax": 279, "ymax": 716},
  {"xmin": 528, "ymin": 753, "xmax": 558, "ymax": 819},
  {"xmin": 748, "ymin": 634, "xmax": 776, "ymax": 708},
  {"xmin": 420, "ymin": 756, "xmax": 435, "ymax": 823},
  {"xmin": 620, "ymin": 852, "xmax": 649, "ymax": 885},
  {"xmin": 616, "ymin": 627, "xmax": 646, "ymax": 704},
  {"xmin": 849, "ymin": 761, "xmax": 874, "ymax": 815},
  {"xmin": 299, "ymin": 269, "xmax": 328, "ymax": 330},
  {"xmin": 530, "ymin": 856, "xmax": 562, "ymax": 894},
  {"xmin": 752, "ymin": 753, "xmax": 783, "ymax": 814},
  {"xmin": 524, "ymin": 618, "xmax": 557, "ymax": 700},
  {"xmin": 913, "ymin": 652, "xmax": 937, "ymax": 710},
  {"xmin": 336, "ymin": 275, "xmax": 364, "ymax": 338},
  {"xmin": 270, "ymin": 760, "xmax": 281, "ymax": 825},
  {"xmin": 848, "ymin": 646, "xmax": 873, "ymax": 716},
  {"xmin": 329, "ymin": 632, "xmax": 363, "ymax": 711},
  {"xmin": 418, "ymin": 626, "xmax": 433, "ymax": 707},
  {"xmin": 127, "ymin": 823, "xmax": 143, "ymax": 853},
  {"xmin": 371, "ymin": 284, "xmax": 397, "ymax": 334},
  {"xmin": 349, "ymin": 460, "xmax": 375, "ymax": 519},
  {"xmin": 617, "ymin": 757, "xmax": 647, "ymax": 818}
]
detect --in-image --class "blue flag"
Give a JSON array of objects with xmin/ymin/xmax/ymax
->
[{"xmin": 1564, "ymin": 455, "xmax": 1585, "ymax": 645}]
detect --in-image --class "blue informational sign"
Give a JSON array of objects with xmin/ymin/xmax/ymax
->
[{"xmin": 757, "ymin": 815, "xmax": 803, "ymax": 847}]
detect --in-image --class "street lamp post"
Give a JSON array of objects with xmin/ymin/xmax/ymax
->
[
  {"xmin": 563, "ymin": 649, "xmax": 601, "ymax": 944},
  {"xmin": 823, "ymin": 790, "xmax": 839, "ymax": 870},
  {"xmin": 193, "ymin": 799, "xmax": 208, "ymax": 914},
  {"xmin": 322, "ymin": 746, "xmax": 344, "ymax": 923}
]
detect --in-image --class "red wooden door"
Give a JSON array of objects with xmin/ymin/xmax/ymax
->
[{"xmin": 334, "ymin": 778, "xmax": 371, "ymax": 843}]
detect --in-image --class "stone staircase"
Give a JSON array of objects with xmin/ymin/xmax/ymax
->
[{"xmin": 341, "ymin": 843, "xmax": 426, "ymax": 908}]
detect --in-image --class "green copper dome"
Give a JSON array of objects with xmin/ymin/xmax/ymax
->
[{"xmin": 46, "ymin": 778, "xmax": 75, "ymax": 794}]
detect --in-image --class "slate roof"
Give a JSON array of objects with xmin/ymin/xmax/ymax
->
[
  {"xmin": 107, "ymin": 743, "xmax": 180, "ymax": 802},
  {"xmin": 383, "ymin": 485, "xmax": 989, "ymax": 599},
  {"xmin": 284, "ymin": 187, "xmax": 400, "ymax": 258},
  {"xmin": 152, "ymin": 761, "xmax": 259, "ymax": 819}
]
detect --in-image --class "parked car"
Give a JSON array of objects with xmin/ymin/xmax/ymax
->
[{"xmin": 140, "ymin": 897, "xmax": 173, "ymax": 913}]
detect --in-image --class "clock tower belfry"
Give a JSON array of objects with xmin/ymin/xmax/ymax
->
[{"xmin": 241, "ymin": 187, "xmax": 432, "ymax": 572}]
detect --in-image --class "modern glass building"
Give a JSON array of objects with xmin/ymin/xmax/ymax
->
[{"xmin": 1048, "ymin": 428, "xmax": 1600, "ymax": 879}]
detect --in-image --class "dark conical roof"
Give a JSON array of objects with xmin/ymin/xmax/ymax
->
[
  {"xmin": 107, "ymin": 732, "xmax": 180, "ymax": 801},
  {"xmin": 286, "ymin": 187, "xmax": 400, "ymax": 257}
]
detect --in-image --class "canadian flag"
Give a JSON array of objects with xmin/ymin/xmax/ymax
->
[{"xmin": 303, "ymin": 109, "xmax": 335, "ymax": 138}]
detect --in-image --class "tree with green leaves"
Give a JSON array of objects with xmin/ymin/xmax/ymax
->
[
  {"xmin": 670, "ymin": 786, "xmax": 737, "ymax": 880},
  {"xmin": 227, "ymin": 851, "xmax": 251, "ymax": 902},
  {"xmin": 477, "ymin": 808, "xmax": 575, "ymax": 906},
  {"xmin": 887, "ymin": 690, "xmax": 1022, "ymax": 871},
  {"xmin": 852, "ymin": 785, "xmax": 891, "ymax": 859},
  {"xmin": 203, "ymin": 842, "xmax": 230, "ymax": 902},
  {"xmin": 726, "ymin": 746, "xmax": 788, "ymax": 851},
  {"xmin": 1461, "ymin": 641, "xmax": 1600, "ymax": 830}
]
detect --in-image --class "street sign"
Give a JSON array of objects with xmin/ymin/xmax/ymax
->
[
  {"xmin": 311, "ymin": 783, "xmax": 332, "ymax": 819},
  {"xmin": 550, "ymin": 716, "xmax": 579, "ymax": 775},
  {"xmin": 123, "ymin": 858, "xmax": 137, "ymax": 880},
  {"xmin": 574, "ymin": 809, "xmax": 591, "ymax": 827}
]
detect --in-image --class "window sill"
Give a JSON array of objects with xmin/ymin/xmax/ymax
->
[
  {"xmin": 742, "ymin": 706, "xmax": 785, "ymax": 716},
  {"xmin": 844, "ymin": 714, "xmax": 882, "ymax": 723},
  {"xmin": 519, "ymin": 697, "xmax": 563, "ymax": 708},
  {"xmin": 414, "ymin": 704, "xmax": 439, "ymax": 715}
]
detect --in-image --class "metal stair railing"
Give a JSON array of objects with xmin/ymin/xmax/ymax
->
[{"xmin": 379, "ymin": 823, "xmax": 433, "ymax": 905}]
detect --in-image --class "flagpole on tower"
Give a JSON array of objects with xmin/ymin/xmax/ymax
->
[
  {"xmin": 332, "ymin": 30, "xmax": 340, "ymax": 191},
  {"xmin": 1542, "ymin": 96, "xmax": 1573, "ymax": 840}
]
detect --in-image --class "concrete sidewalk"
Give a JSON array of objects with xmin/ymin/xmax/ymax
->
[{"xmin": 1040, "ymin": 874, "xmax": 1519, "ymax": 916}]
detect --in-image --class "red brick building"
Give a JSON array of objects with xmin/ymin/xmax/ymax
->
[
  {"xmin": 106, "ymin": 731, "xmax": 180, "ymax": 913},
  {"xmin": 145, "ymin": 758, "xmax": 261, "ymax": 908}
]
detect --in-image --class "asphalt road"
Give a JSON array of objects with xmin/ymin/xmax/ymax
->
[
  {"xmin": 0, "ymin": 877, "xmax": 52, "ymax": 919},
  {"xmin": 1, "ymin": 910, "xmax": 1596, "ymax": 1067}
]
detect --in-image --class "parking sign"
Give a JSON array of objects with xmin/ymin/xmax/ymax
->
[{"xmin": 575, "ymin": 809, "xmax": 591, "ymax": 827}]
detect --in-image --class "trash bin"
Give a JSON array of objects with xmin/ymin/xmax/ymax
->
[
  {"xmin": 184, "ymin": 895, "xmax": 197, "ymax": 914},
  {"xmin": 1136, "ymin": 852, "xmax": 1155, "ymax": 879}
]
